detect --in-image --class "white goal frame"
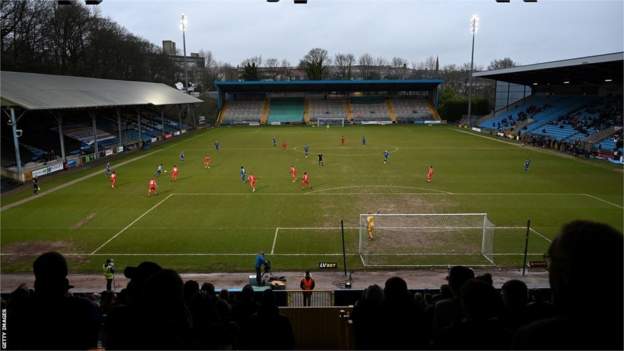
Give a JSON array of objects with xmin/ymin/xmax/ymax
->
[
  {"xmin": 358, "ymin": 213, "xmax": 495, "ymax": 267},
  {"xmin": 317, "ymin": 117, "xmax": 345, "ymax": 127}
]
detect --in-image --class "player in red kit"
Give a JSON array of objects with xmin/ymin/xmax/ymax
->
[
  {"xmin": 171, "ymin": 165, "xmax": 179, "ymax": 182},
  {"xmin": 110, "ymin": 170, "xmax": 117, "ymax": 189},
  {"xmin": 148, "ymin": 178, "xmax": 158, "ymax": 196},
  {"xmin": 203, "ymin": 154, "xmax": 212, "ymax": 169},
  {"xmin": 289, "ymin": 165, "xmax": 297, "ymax": 183},
  {"xmin": 281, "ymin": 142, "xmax": 288, "ymax": 150},
  {"xmin": 248, "ymin": 174, "xmax": 257, "ymax": 192},
  {"xmin": 301, "ymin": 171, "xmax": 311, "ymax": 190},
  {"xmin": 341, "ymin": 135, "xmax": 345, "ymax": 145},
  {"xmin": 426, "ymin": 165, "xmax": 434, "ymax": 183}
]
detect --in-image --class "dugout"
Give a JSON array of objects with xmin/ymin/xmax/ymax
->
[
  {"xmin": 215, "ymin": 80, "xmax": 443, "ymax": 125},
  {"xmin": 0, "ymin": 71, "xmax": 203, "ymax": 183}
]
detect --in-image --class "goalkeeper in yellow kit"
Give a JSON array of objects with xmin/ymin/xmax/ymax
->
[{"xmin": 367, "ymin": 215, "xmax": 375, "ymax": 240}]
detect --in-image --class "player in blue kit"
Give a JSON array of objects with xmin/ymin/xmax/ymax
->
[
  {"xmin": 384, "ymin": 150, "xmax": 390, "ymax": 164},
  {"xmin": 524, "ymin": 159, "xmax": 531, "ymax": 172},
  {"xmin": 240, "ymin": 166, "xmax": 247, "ymax": 182},
  {"xmin": 304, "ymin": 144, "xmax": 310, "ymax": 158}
]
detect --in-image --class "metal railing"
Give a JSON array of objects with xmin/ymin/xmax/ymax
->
[{"xmin": 286, "ymin": 290, "xmax": 334, "ymax": 307}]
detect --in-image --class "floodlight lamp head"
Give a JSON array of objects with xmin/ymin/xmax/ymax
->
[
  {"xmin": 180, "ymin": 14, "xmax": 188, "ymax": 32},
  {"xmin": 470, "ymin": 15, "xmax": 480, "ymax": 33}
]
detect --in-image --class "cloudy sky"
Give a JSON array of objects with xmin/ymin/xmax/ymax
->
[{"xmin": 98, "ymin": 0, "xmax": 623, "ymax": 68}]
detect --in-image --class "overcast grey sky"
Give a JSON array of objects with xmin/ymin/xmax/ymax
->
[{"xmin": 98, "ymin": 0, "xmax": 623, "ymax": 68}]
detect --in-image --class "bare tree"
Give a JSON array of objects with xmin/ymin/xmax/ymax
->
[
  {"xmin": 358, "ymin": 53, "xmax": 374, "ymax": 80},
  {"xmin": 265, "ymin": 57, "xmax": 279, "ymax": 79},
  {"xmin": 334, "ymin": 53, "xmax": 355, "ymax": 80},
  {"xmin": 487, "ymin": 57, "xmax": 517, "ymax": 70},
  {"xmin": 300, "ymin": 48, "xmax": 330, "ymax": 80},
  {"xmin": 280, "ymin": 59, "xmax": 291, "ymax": 80}
]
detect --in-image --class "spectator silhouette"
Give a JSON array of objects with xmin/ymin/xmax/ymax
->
[
  {"xmin": 381, "ymin": 276, "xmax": 428, "ymax": 349},
  {"xmin": 501, "ymin": 279, "xmax": 530, "ymax": 332},
  {"xmin": 432, "ymin": 266, "xmax": 474, "ymax": 336},
  {"xmin": 239, "ymin": 289, "xmax": 294, "ymax": 349},
  {"xmin": 513, "ymin": 221, "xmax": 623, "ymax": 350},
  {"xmin": 352, "ymin": 284, "xmax": 385, "ymax": 349},
  {"xmin": 103, "ymin": 261, "xmax": 162, "ymax": 349},
  {"xmin": 435, "ymin": 278, "xmax": 511, "ymax": 349},
  {"xmin": 6, "ymin": 252, "xmax": 100, "ymax": 350},
  {"xmin": 184, "ymin": 280, "xmax": 200, "ymax": 307},
  {"xmin": 232, "ymin": 284, "xmax": 258, "ymax": 326},
  {"xmin": 135, "ymin": 269, "xmax": 192, "ymax": 349}
]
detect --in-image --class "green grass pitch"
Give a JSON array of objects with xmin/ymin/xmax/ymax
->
[{"xmin": 1, "ymin": 125, "xmax": 622, "ymax": 273}]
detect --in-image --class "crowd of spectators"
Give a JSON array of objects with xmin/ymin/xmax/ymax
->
[
  {"xmin": 493, "ymin": 104, "xmax": 550, "ymax": 132},
  {"xmin": 545, "ymin": 97, "xmax": 623, "ymax": 138},
  {"xmin": 4, "ymin": 259, "xmax": 294, "ymax": 350},
  {"xmin": 3, "ymin": 220, "xmax": 622, "ymax": 350},
  {"xmin": 519, "ymin": 133, "xmax": 592, "ymax": 157}
]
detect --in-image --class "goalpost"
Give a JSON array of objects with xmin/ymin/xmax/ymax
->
[
  {"xmin": 317, "ymin": 118, "xmax": 345, "ymax": 127},
  {"xmin": 358, "ymin": 213, "xmax": 496, "ymax": 267}
]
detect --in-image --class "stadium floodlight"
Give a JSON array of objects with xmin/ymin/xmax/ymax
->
[
  {"xmin": 180, "ymin": 14, "xmax": 189, "ymax": 95},
  {"xmin": 563, "ymin": 81, "xmax": 570, "ymax": 84},
  {"xmin": 467, "ymin": 14, "xmax": 479, "ymax": 128},
  {"xmin": 605, "ymin": 78, "xmax": 613, "ymax": 82},
  {"xmin": 533, "ymin": 82, "xmax": 539, "ymax": 86},
  {"xmin": 470, "ymin": 15, "xmax": 479, "ymax": 34}
]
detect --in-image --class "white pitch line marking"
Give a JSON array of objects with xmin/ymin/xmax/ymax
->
[
  {"xmin": 530, "ymin": 227, "xmax": 552, "ymax": 243},
  {"xmin": 90, "ymin": 193, "xmax": 174, "ymax": 255},
  {"xmin": 305, "ymin": 185, "xmax": 451, "ymax": 195},
  {"xmin": 271, "ymin": 227, "xmax": 279, "ymax": 254},
  {"xmin": 582, "ymin": 193, "xmax": 623, "ymax": 209}
]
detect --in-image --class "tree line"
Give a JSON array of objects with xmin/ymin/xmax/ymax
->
[{"xmin": 1, "ymin": 0, "xmax": 179, "ymax": 84}]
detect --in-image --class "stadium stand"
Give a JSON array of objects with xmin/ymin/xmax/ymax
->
[
  {"xmin": 268, "ymin": 97, "xmax": 305, "ymax": 123},
  {"xmin": 350, "ymin": 96, "xmax": 391, "ymax": 122},
  {"xmin": 392, "ymin": 96, "xmax": 434, "ymax": 123},
  {"xmin": 220, "ymin": 99, "xmax": 264, "ymax": 124},
  {"xmin": 4, "ymin": 220, "xmax": 621, "ymax": 350},
  {"xmin": 307, "ymin": 97, "xmax": 348, "ymax": 122}
]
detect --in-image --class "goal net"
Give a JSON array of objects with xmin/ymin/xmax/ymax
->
[
  {"xmin": 317, "ymin": 118, "xmax": 345, "ymax": 127},
  {"xmin": 358, "ymin": 213, "xmax": 495, "ymax": 267}
]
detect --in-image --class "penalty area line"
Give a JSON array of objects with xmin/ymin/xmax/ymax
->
[
  {"xmin": 270, "ymin": 227, "xmax": 279, "ymax": 255},
  {"xmin": 89, "ymin": 193, "xmax": 174, "ymax": 255},
  {"xmin": 1, "ymin": 252, "xmax": 546, "ymax": 257},
  {"xmin": 582, "ymin": 193, "xmax": 623, "ymax": 209},
  {"xmin": 530, "ymin": 227, "xmax": 552, "ymax": 243}
]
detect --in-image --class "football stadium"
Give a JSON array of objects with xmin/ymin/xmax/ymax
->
[{"xmin": 1, "ymin": 1, "xmax": 622, "ymax": 349}]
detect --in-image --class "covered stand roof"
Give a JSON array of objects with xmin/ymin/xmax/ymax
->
[
  {"xmin": 0, "ymin": 71, "xmax": 202, "ymax": 111},
  {"xmin": 215, "ymin": 79, "xmax": 443, "ymax": 93},
  {"xmin": 473, "ymin": 52, "xmax": 623, "ymax": 86}
]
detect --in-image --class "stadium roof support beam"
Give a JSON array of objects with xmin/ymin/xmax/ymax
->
[
  {"xmin": 116, "ymin": 109, "xmax": 123, "ymax": 147},
  {"xmin": 137, "ymin": 110, "xmax": 143, "ymax": 145},
  {"xmin": 177, "ymin": 105, "xmax": 183, "ymax": 132},
  {"xmin": 50, "ymin": 113, "xmax": 66, "ymax": 162},
  {"xmin": 161, "ymin": 109, "xmax": 166, "ymax": 136},
  {"xmin": 9, "ymin": 108, "xmax": 24, "ymax": 181},
  {"xmin": 90, "ymin": 112, "xmax": 98, "ymax": 159}
]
